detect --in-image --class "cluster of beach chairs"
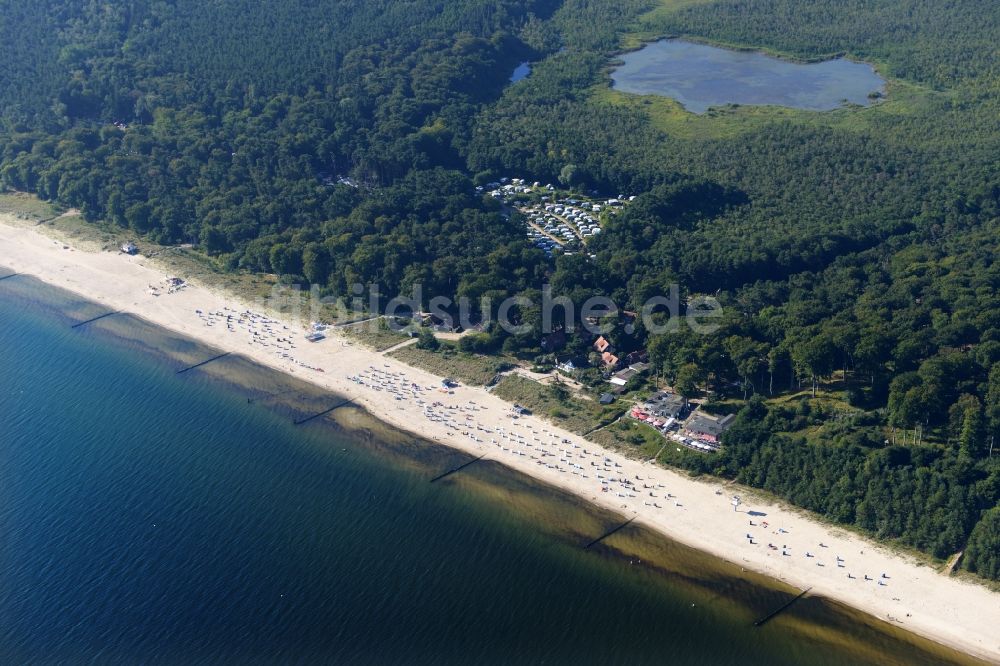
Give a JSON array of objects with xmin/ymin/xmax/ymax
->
[{"xmin": 195, "ymin": 307, "xmax": 324, "ymax": 373}]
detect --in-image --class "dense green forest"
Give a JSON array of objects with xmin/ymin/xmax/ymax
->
[{"xmin": 1, "ymin": 0, "xmax": 998, "ymax": 579}]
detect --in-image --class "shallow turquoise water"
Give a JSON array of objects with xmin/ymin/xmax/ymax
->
[
  {"xmin": 0, "ymin": 274, "xmax": 976, "ymax": 664},
  {"xmin": 611, "ymin": 39, "xmax": 886, "ymax": 113}
]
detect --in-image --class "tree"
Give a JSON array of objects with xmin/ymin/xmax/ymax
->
[
  {"xmin": 958, "ymin": 398, "xmax": 985, "ymax": 459},
  {"xmin": 302, "ymin": 243, "xmax": 331, "ymax": 285},
  {"xmin": 854, "ymin": 329, "xmax": 893, "ymax": 385},
  {"xmin": 416, "ymin": 328, "xmax": 439, "ymax": 350},
  {"xmin": 792, "ymin": 335, "xmax": 836, "ymax": 397},
  {"xmin": 519, "ymin": 13, "xmax": 560, "ymax": 52},
  {"xmin": 986, "ymin": 364, "xmax": 1000, "ymax": 444},
  {"xmin": 558, "ymin": 163, "xmax": 581, "ymax": 187},
  {"xmin": 125, "ymin": 202, "xmax": 153, "ymax": 234},
  {"xmin": 675, "ymin": 362, "xmax": 701, "ymax": 398},
  {"xmin": 724, "ymin": 335, "xmax": 766, "ymax": 399},
  {"xmin": 888, "ymin": 373, "xmax": 936, "ymax": 429},
  {"xmin": 200, "ymin": 227, "xmax": 230, "ymax": 256},
  {"xmin": 551, "ymin": 376, "xmax": 570, "ymax": 402},
  {"xmin": 767, "ymin": 344, "xmax": 790, "ymax": 394},
  {"xmin": 107, "ymin": 190, "xmax": 126, "ymax": 227},
  {"xmin": 269, "ymin": 242, "xmax": 303, "ymax": 277},
  {"xmin": 964, "ymin": 507, "xmax": 1000, "ymax": 580}
]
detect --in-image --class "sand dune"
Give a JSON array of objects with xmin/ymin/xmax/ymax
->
[{"xmin": 2, "ymin": 216, "xmax": 998, "ymax": 663}]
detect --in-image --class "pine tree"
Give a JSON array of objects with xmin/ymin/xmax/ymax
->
[{"xmin": 958, "ymin": 401, "xmax": 984, "ymax": 459}]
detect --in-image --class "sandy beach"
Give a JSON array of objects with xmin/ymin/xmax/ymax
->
[{"xmin": 2, "ymin": 216, "xmax": 998, "ymax": 663}]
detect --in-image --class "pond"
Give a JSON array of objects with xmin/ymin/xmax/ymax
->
[
  {"xmin": 611, "ymin": 39, "xmax": 886, "ymax": 113},
  {"xmin": 510, "ymin": 61, "xmax": 531, "ymax": 82}
]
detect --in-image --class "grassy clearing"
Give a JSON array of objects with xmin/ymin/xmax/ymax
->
[
  {"xmin": 43, "ymin": 213, "xmax": 116, "ymax": 250},
  {"xmin": 148, "ymin": 246, "xmax": 291, "ymax": 307},
  {"xmin": 589, "ymin": 417, "xmax": 664, "ymax": 459},
  {"xmin": 389, "ymin": 346, "xmax": 510, "ymax": 386},
  {"xmin": 1, "ymin": 193, "xmax": 122, "ymax": 252},
  {"xmin": 0, "ymin": 192, "xmax": 62, "ymax": 220},
  {"xmin": 491, "ymin": 375, "xmax": 623, "ymax": 435},
  {"xmin": 591, "ymin": 85, "xmax": 793, "ymax": 140},
  {"xmin": 591, "ymin": 76, "xmax": 932, "ymax": 142},
  {"xmin": 340, "ymin": 320, "xmax": 414, "ymax": 352}
]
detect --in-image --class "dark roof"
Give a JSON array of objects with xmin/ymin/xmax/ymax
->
[
  {"xmin": 685, "ymin": 413, "xmax": 736, "ymax": 437},
  {"xmin": 641, "ymin": 391, "xmax": 686, "ymax": 418},
  {"xmin": 612, "ymin": 367, "xmax": 637, "ymax": 382},
  {"xmin": 599, "ymin": 393, "xmax": 616, "ymax": 404}
]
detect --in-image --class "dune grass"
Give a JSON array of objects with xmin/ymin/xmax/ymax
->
[{"xmin": 389, "ymin": 346, "xmax": 510, "ymax": 386}]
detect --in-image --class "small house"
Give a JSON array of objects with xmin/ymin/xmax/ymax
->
[
  {"xmin": 608, "ymin": 368, "xmax": 631, "ymax": 386},
  {"xmin": 593, "ymin": 336, "xmax": 612, "ymax": 354}
]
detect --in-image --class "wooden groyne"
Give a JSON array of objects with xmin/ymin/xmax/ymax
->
[
  {"xmin": 71, "ymin": 311, "xmax": 120, "ymax": 328},
  {"xmin": 583, "ymin": 516, "xmax": 636, "ymax": 549},
  {"xmin": 0, "ymin": 272, "xmax": 20, "ymax": 281},
  {"xmin": 430, "ymin": 454, "xmax": 487, "ymax": 483},
  {"xmin": 753, "ymin": 587, "xmax": 812, "ymax": 627},
  {"xmin": 293, "ymin": 398, "xmax": 355, "ymax": 425},
  {"xmin": 247, "ymin": 387, "xmax": 300, "ymax": 405},
  {"xmin": 176, "ymin": 351, "xmax": 232, "ymax": 374}
]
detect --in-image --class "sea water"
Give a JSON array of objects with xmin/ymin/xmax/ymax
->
[{"xmin": 0, "ymin": 274, "xmax": 976, "ymax": 664}]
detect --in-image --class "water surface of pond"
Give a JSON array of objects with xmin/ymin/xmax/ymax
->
[
  {"xmin": 510, "ymin": 61, "xmax": 531, "ymax": 82},
  {"xmin": 611, "ymin": 39, "xmax": 885, "ymax": 113}
]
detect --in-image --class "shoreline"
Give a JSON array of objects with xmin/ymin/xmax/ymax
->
[{"xmin": 2, "ymin": 217, "xmax": 998, "ymax": 663}]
